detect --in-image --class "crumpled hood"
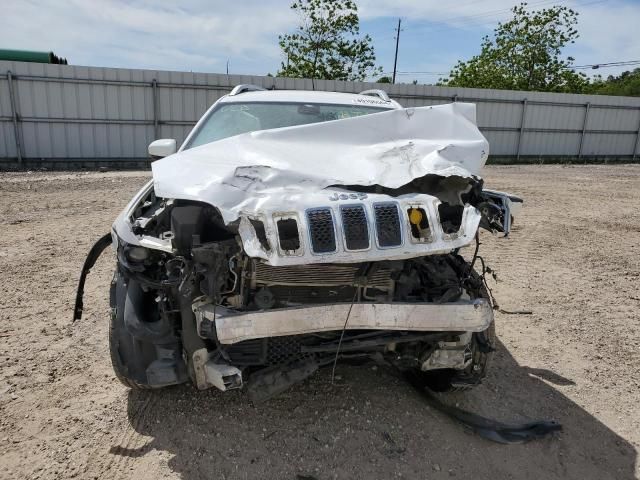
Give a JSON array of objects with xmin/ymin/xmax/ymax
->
[{"xmin": 152, "ymin": 102, "xmax": 489, "ymax": 223}]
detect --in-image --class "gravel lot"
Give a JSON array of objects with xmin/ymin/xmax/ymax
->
[{"xmin": 0, "ymin": 165, "xmax": 638, "ymax": 480}]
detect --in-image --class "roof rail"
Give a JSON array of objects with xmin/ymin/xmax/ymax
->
[
  {"xmin": 358, "ymin": 89, "xmax": 391, "ymax": 102},
  {"xmin": 229, "ymin": 84, "xmax": 267, "ymax": 96}
]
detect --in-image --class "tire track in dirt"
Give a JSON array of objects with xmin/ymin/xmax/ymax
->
[{"xmin": 78, "ymin": 387, "xmax": 157, "ymax": 479}]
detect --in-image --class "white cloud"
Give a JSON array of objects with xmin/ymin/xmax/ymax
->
[
  {"xmin": 1, "ymin": 0, "xmax": 297, "ymax": 72},
  {"xmin": 569, "ymin": 1, "xmax": 640, "ymax": 75}
]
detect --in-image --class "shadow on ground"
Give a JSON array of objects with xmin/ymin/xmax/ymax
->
[{"xmin": 115, "ymin": 340, "xmax": 636, "ymax": 480}]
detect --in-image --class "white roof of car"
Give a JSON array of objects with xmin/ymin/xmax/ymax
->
[{"xmin": 218, "ymin": 89, "xmax": 401, "ymax": 109}]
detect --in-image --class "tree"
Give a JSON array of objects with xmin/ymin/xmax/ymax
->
[
  {"xmin": 586, "ymin": 69, "xmax": 640, "ymax": 97},
  {"xmin": 278, "ymin": 0, "xmax": 382, "ymax": 81},
  {"xmin": 376, "ymin": 76, "xmax": 392, "ymax": 83},
  {"xmin": 440, "ymin": 3, "xmax": 588, "ymax": 93}
]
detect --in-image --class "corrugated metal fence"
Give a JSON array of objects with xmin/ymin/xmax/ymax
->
[{"xmin": 1, "ymin": 60, "xmax": 640, "ymax": 169}]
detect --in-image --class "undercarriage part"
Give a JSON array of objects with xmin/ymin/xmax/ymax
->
[
  {"xmin": 301, "ymin": 331, "xmax": 453, "ymax": 354},
  {"xmin": 179, "ymin": 285, "xmax": 209, "ymax": 379},
  {"xmin": 220, "ymin": 334, "xmax": 319, "ymax": 367},
  {"xmin": 415, "ymin": 313, "xmax": 495, "ymax": 392},
  {"xmin": 420, "ymin": 332, "xmax": 473, "ymax": 371},
  {"xmin": 404, "ymin": 371, "xmax": 562, "ymax": 444},
  {"xmin": 247, "ymin": 358, "xmax": 319, "ymax": 404},
  {"xmin": 192, "ymin": 348, "xmax": 243, "ymax": 391}
]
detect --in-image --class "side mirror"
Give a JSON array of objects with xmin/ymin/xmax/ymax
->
[{"xmin": 148, "ymin": 139, "xmax": 177, "ymax": 158}]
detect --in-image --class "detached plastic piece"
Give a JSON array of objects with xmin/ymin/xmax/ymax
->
[
  {"xmin": 73, "ymin": 233, "xmax": 113, "ymax": 321},
  {"xmin": 404, "ymin": 371, "xmax": 562, "ymax": 444}
]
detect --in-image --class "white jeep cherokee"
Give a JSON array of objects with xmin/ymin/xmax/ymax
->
[{"xmin": 75, "ymin": 85, "xmax": 521, "ymax": 401}]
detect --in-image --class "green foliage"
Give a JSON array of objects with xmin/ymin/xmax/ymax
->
[
  {"xmin": 376, "ymin": 76, "xmax": 392, "ymax": 83},
  {"xmin": 586, "ymin": 69, "xmax": 640, "ymax": 97},
  {"xmin": 441, "ymin": 3, "xmax": 588, "ymax": 93},
  {"xmin": 278, "ymin": 0, "xmax": 382, "ymax": 81}
]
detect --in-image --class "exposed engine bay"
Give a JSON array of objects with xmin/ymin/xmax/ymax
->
[{"xmin": 74, "ymin": 101, "xmax": 522, "ymax": 401}]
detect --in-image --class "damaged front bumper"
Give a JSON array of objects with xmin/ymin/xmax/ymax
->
[{"xmin": 193, "ymin": 298, "xmax": 493, "ymax": 344}]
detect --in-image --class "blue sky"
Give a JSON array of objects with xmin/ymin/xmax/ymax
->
[{"xmin": 2, "ymin": 0, "xmax": 639, "ymax": 83}]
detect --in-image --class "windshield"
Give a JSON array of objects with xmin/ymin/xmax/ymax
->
[{"xmin": 185, "ymin": 101, "xmax": 390, "ymax": 149}]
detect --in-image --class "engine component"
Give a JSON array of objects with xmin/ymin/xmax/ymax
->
[
  {"xmin": 254, "ymin": 287, "xmax": 276, "ymax": 309},
  {"xmin": 170, "ymin": 205, "xmax": 205, "ymax": 254},
  {"xmin": 192, "ymin": 239, "xmax": 239, "ymax": 302},
  {"xmin": 252, "ymin": 262, "xmax": 393, "ymax": 290}
]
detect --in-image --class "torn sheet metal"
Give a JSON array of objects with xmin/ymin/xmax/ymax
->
[{"xmin": 152, "ymin": 103, "xmax": 489, "ymax": 225}]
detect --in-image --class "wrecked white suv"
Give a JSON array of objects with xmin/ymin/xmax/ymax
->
[{"xmin": 74, "ymin": 85, "xmax": 522, "ymax": 402}]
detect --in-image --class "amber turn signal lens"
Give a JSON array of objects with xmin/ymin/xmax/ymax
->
[{"xmin": 408, "ymin": 208, "xmax": 423, "ymax": 226}]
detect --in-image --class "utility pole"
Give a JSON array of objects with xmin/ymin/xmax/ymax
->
[
  {"xmin": 392, "ymin": 18, "xmax": 401, "ymax": 84},
  {"xmin": 226, "ymin": 59, "xmax": 229, "ymax": 75}
]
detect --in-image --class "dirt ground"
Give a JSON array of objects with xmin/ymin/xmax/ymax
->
[{"xmin": 0, "ymin": 164, "xmax": 638, "ymax": 480}]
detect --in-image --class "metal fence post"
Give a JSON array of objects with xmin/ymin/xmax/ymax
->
[
  {"xmin": 634, "ymin": 108, "xmax": 640, "ymax": 161},
  {"xmin": 152, "ymin": 78, "xmax": 159, "ymax": 139},
  {"xmin": 516, "ymin": 98, "xmax": 528, "ymax": 161},
  {"xmin": 6, "ymin": 71, "xmax": 23, "ymax": 165},
  {"xmin": 578, "ymin": 102, "xmax": 591, "ymax": 161}
]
